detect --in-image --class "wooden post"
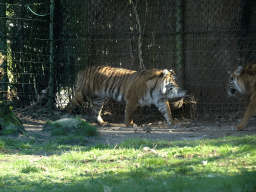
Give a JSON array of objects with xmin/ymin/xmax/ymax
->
[
  {"xmin": 175, "ymin": 0, "xmax": 185, "ymax": 88},
  {"xmin": 47, "ymin": 0, "xmax": 55, "ymax": 110}
]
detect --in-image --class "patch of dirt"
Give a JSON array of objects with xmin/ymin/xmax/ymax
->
[
  {"xmin": 0, "ymin": 108, "xmax": 252, "ymax": 146},
  {"xmin": 17, "ymin": 112, "xmax": 256, "ymax": 146},
  {"xmin": 95, "ymin": 121, "xmax": 255, "ymax": 146}
]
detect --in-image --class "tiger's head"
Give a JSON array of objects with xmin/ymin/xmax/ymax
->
[
  {"xmin": 0, "ymin": 54, "xmax": 5, "ymax": 66},
  {"xmin": 160, "ymin": 69, "xmax": 187, "ymax": 99},
  {"xmin": 227, "ymin": 66, "xmax": 246, "ymax": 96}
]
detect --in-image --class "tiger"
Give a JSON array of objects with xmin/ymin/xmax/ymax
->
[
  {"xmin": 0, "ymin": 54, "xmax": 5, "ymax": 82},
  {"xmin": 0, "ymin": 54, "xmax": 5, "ymax": 66},
  {"xmin": 227, "ymin": 64, "xmax": 256, "ymax": 130},
  {"xmin": 66, "ymin": 65, "xmax": 187, "ymax": 127}
]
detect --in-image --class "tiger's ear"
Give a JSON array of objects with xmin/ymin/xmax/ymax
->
[
  {"xmin": 169, "ymin": 69, "xmax": 176, "ymax": 74},
  {"xmin": 162, "ymin": 69, "xmax": 169, "ymax": 77},
  {"xmin": 0, "ymin": 54, "xmax": 5, "ymax": 66},
  {"xmin": 169, "ymin": 69, "xmax": 176, "ymax": 78},
  {"xmin": 234, "ymin": 66, "xmax": 243, "ymax": 76}
]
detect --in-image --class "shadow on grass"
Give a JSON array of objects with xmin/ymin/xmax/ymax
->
[
  {"xmin": 0, "ymin": 170, "xmax": 255, "ymax": 192},
  {"xmin": 0, "ymin": 135, "xmax": 255, "ymax": 156},
  {"xmin": 117, "ymin": 135, "xmax": 256, "ymax": 149},
  {"xmin": 0, "ymin": 135, "xmax": 256, "ymax": 191}
]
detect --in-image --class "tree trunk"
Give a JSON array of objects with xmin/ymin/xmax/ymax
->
[
  {"xmin": 47, "ymin": 0, "xmax": 55, "ymax": 110},
  {"xmin": 131, "ymin": 0, "xmax": 145, "ymax": 70},
  {"xmin": 0, "ymin": 1, "xmax": 8, "ymax": 101}
]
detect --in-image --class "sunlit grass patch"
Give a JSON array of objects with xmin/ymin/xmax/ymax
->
[{"xmin": 0, "ymin": 135, "xmax": 255, "ymax": 191}]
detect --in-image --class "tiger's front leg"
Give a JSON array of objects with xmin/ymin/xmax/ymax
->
[
  {"xmin": 236, "ymin": 96, "xmax": 256, "ymax": 131},
  {"xmin": 125, "ymin": 100, "xmax": 138, "ymax": 127},
  {"xmin": 156, "ymin": 99, "xmax": 175, "ymax": 126},
  {"xmin": 92, "ymin": 97, "xmax": 109, "ymax": 126}
]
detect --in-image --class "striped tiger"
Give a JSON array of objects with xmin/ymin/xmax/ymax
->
[
  {"xmin": 66, "ymin": 65, "xmax": 186, "ymax": 127},
  {"xmin": 227, "ymin": 64, "xmax": 256, "ymax": 130}
]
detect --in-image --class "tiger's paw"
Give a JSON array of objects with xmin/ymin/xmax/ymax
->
[
  {"xmin": 173, "ymin": 123, "xmax": 181, "ymax": 128},
  {"xmin": 235, "ymin": 125, "xmax": 245, "ymax": 131},
  {"xmin": 168, "ymin": 119, "xmax": 180, "ymax": 128},
  {"xmin": 235, "ymin": 122, "xmax": 248, "ymax": 131},
  {"xmin": 99, "ymin": 121, "xmax": 110, "ymax": 127},
  {"xmin": 125, "ymin": 123, "xmax": 137, "ymax": 128}
]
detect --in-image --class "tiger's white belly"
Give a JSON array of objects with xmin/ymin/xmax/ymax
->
[
  {"xmin": 95, "ymin": 90, "xmax": 125, "ymax": 102},
  {"xmin": 96, "ymin": 88, "xmax": 163, "ymax": 107}
]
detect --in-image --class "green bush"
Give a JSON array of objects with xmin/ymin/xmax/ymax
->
[
  {"xmin": 0, "ymin": 139, "xmax": 4, "ymax": 149},
  {"xmin": 74, "ymin": 120, "xmax": 98, "ymax": 137}
]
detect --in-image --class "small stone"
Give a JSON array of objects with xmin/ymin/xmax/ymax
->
[
  {"xmin": 202, "ymin": 160, "xmax": 207, "ymax": 165},
  {"xmin": 143, "ymin": 126, "xmax": 152, "ymax": 133},
  {"xmin": 143, "ymin": 147, "xmax": 150, "ymax": 151}
]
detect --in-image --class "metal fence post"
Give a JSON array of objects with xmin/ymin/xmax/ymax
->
[
  {"xmin": 48, "ymin": 0, "xmax": 55, "ymax": 110},
  {"xmin": 175, "ymin": 0, "xmax": 185, "ymax": 88}
]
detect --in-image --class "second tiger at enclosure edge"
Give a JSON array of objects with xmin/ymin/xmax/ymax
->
[
  {"xmin": 66, "ymin": 65, "xmax": 187, "ymax": 127},
  {"xmin": 227, "ymin": 64, "xmax": 256, "ymax": 130}
]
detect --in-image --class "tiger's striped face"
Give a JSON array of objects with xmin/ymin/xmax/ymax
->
[
  {"xmin": 227, "ymin": 66, "xmax": 245, "ymax": 96},
  {"xmin": 162, "ymin": 69, "xmax": 186, "ymax": 99}
]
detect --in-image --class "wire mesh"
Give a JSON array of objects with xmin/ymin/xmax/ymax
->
[{"xmin": 0, "ymin": 0, "xmax": 255, "ymax": 119}]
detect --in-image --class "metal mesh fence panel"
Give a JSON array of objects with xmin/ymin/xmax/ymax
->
[
  {"xmin": 1, "ymin": 0, "xmax": 255, "ymax": 118},
  {"xmin": 1, "ymin": 1, "xmax": 50, "ymax": 108}
]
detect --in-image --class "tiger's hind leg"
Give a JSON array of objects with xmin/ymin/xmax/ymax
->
[
  {"xmin": 236, "ymin": 95, "xmax": 256, "ymax": 131},
  {"xmin": 66, "ymin": 91, "xmax": 86, "ymax": 113},
  {"xmin": 125, "ymin": 99, "xmax": 138, "ymax": 127},
  {"xmin": 92, "ymin": 97, "xmax": 109, "ymax": 126}
]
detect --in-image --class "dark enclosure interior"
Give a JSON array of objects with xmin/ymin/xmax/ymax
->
[{"xmin": 1, "ymin": 0, "xmax": 256, "ymax": 119}]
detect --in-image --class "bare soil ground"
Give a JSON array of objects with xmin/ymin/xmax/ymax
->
[{"xmin": 16, "ymin": 109, "xmax": 256, "ymax": 146}]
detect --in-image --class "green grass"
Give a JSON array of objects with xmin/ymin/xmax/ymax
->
[{"xmin": 0, "ymin": 135, "xmax": 255, "ymax": 191}]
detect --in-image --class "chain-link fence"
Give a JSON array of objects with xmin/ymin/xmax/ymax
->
[{"xmin": 1, "ymin": 0, "xmax": 255, "ymax": 118}]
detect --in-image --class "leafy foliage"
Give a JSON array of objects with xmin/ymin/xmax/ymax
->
[{"xmin": 0, "ymin": 101, "xmax": 26, "ymax": 135}]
